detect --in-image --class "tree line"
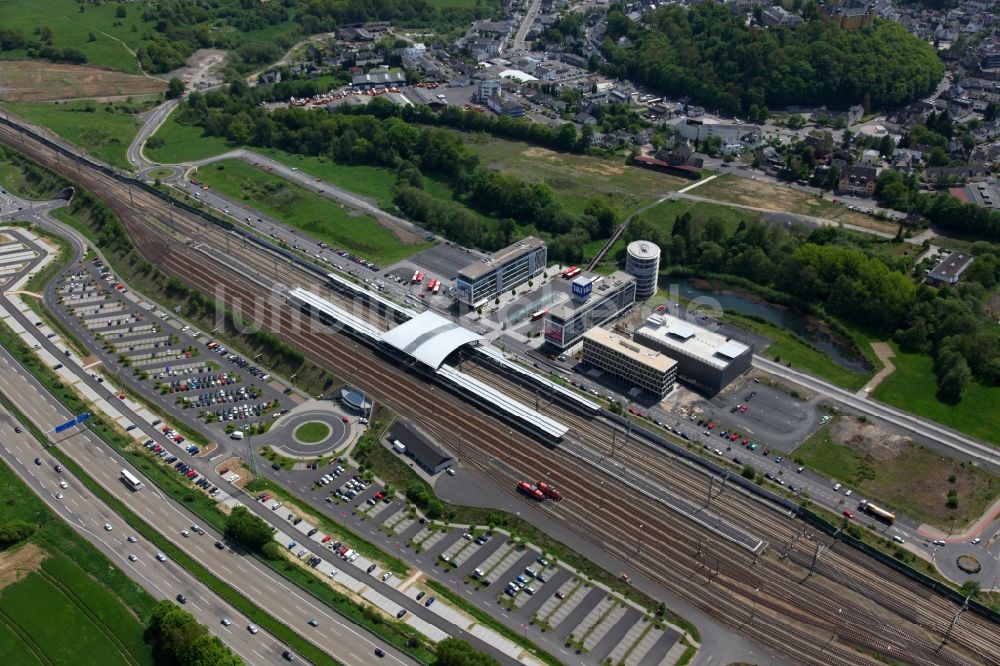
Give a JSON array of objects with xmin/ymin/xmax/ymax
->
[
  {"xmin": 146, "ymin": 600, "xmax": 243, "ymax": 666},
  {"xmin": 176, "ymin": 87, "xmax": 613, "ymax": 262},
  {"xmin": 628, "ymin": 213, "xmax": 1000, "ymax": 401},
  {"xmin": 600, "ymin": 3, "xmax": 943, "ymax": 116}
]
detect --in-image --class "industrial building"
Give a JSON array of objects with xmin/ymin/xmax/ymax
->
[
  {"xmin": 544, "ymin": 271, "xmax": 636, "ymax": 350},
  {"xmin": 926, "ymin": 251, "xmax": 974, "ymax": 286},
  {"xmin": 635, "ymin": 313, "xmax": 752, "ymax": 394},
  {"xmin": 388, "ymin": 421, "xmax": 454, "ymax": 475},
  {"xmin": 455, "ymin": 236, "xmax": 547, "ymax": 307},
  {"xmin": 625, "ymin": 240, "xmax": 661, "ymax": 300},
  {"xmin": 582, "ymin": 328, "xmax": 677, "ymax": 399}
]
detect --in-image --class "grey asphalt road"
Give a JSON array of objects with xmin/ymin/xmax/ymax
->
[
  {"xmin": 0, "ymin": 403, "xmax": 289, "ymax": 666},
  {"xmin": 127, "ymin": 98, "xmax": 179, "ymax": 168}
]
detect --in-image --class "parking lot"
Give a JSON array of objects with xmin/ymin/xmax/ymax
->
[
  {"xmin": 51, "ymin": 258, "xmax": 291, "ymax": 444},
  {"xmin": 278, "ymin": 460, "xmax": 685, "ymax": 665},
  {"xmin": 694, "ymin": 378, "xmax": 821, "ymax": 453}
]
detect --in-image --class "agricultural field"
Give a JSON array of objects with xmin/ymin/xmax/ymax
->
[
  {"xmin": 4, "ymin": 99, "xmax": 154, "ymax": 169},
  {"xmin": 144, "ymin": 114, "xmax": 234, "ymax": 164},
  {"xmin": 465, "ymin": 136, "xmax": 688, "ymax": 217},
  {"xmin": 0, "ymin": 458, "xmax": 156, "ymax": 664},
  {"xmin": 873, "ymin": 344, "xmax": 1000, "ymax": 446},
  {"xmin": 694, "ymin": 174, "xmax": 899, "ymax": 234},
  {"xmin": 0, "ymin": 554, "xmax": 153, "ymax": 666},
  {"xmin": 193, "ymin": 159, "xmax": 431, "ymax": 264},
  {"xmin": 794, "ymin": 419, "xmax": 1000, "ymax": 529},
  {"xmin": 0, "ymin": 61, "xmax": 164, "ymax": 103}
]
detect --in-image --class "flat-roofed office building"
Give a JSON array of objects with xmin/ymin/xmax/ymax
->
[
  {"xmin": 543, "ymin": 271, "xmax": 636, "ymax": 349},
  {"xmin": 635, "ymin": 313, "xmax": 752, "ymax": 394},
  {"xmin": 455, "ymin": 237, "xmax": 547, "ymax": 306},
  {"xmin": 582, "ymin": 328, "xmax": 677, "ymax": 399}
]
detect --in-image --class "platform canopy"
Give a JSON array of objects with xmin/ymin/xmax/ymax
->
[{"xmin": 380, "ymin": 310, "xmax": 484, "ymax": 370}]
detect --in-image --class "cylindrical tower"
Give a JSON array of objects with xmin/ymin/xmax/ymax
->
[{"xmin": 625, "ymin": 240, "xmax": 661, "ymax": 299}]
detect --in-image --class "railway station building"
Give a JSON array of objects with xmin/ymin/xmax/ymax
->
[
  {"xmin": 634, "ymin": 313, "xmax": 752, "ymax": 394},
  {"xmin": 543, "ymin": 271, "xmax": 636, "ymax": 350},
  {"xmin": 582, "ymin": 327, "xmax": 677, "ymax": 399},
  {"xmin": 455, "ymin": 236, "xmax": 547, "ymax": 307}
]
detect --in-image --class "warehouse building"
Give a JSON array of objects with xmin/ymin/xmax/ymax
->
[
  {"xmin": 582, "ymin": 328, "xmax": 677, "ymax": 399},
  {"xmin": 635, "ymin": 313, "xmax": 752, "ymax": 394},
  {"xmin": 543, "ymin": 271, "xmax": 636, "ymax": 349},
  {"xmin": 455, "ymin": 236, "xmax": 547, "ymax": 307}
]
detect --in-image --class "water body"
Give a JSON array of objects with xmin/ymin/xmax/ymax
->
[{"xmin": 670, "ymin": 278, "xmax": 872, "ymax": 373}]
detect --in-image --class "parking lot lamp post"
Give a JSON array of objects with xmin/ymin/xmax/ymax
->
[{"xmin": 637, "ymin": 523, "xmax": 644, "ymax": 556}]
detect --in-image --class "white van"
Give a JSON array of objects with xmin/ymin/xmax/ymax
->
[{"xmin": 230, "ymin": 431, "xmax": 244, "ymax": 440}]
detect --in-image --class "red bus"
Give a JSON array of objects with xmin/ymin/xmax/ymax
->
[
  {"xmin": 564, "ymin": 267, "xmax": 581, "ymax": 279},
  {"xmin": 426, "ymin": 279, "xmax": 437, "ymax": 291},
  {"xmin": 561, "ymin": 266, "xmax": 578, "ymax": 278},
  {"xmin": 432, "ymin": 281, "xmax": 441, "ymax": 295},
  {"xmin": 530, "ymin": 309, "xmax": 548, "ymax": 322},
  {"xmin": 415, "ymin": 271, "xmax": 425, "ymax": 283},
  {"xmin": 411, "ymin": 270, "xmax": 420, "ymax": 283}
]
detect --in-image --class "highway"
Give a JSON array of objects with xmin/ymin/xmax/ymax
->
[
  {"xmin": 0, "ymin": 341, "xmax": 419, "ymax": 666},
  {"xmin": 0, "ymin": 401, "xmax": 290, "ymax": 666}
]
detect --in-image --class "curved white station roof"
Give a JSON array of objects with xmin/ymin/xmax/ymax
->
[{"xmin": 380, "ymin": 310, "xmax": 483, "ymax": 369}]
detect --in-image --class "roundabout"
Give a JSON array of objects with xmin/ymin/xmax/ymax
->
[{"xmin": 261, "ymin": 403, "xmax": 352, "ymax": 458}]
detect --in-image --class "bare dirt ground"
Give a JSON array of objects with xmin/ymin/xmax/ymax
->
[
  {"xmin": 0, "ymin": 61, "xmax": 165, "ymax": 102},
  {"xmin": 166, "ymin": 49, "xmax": 227, "ymax": 92},
  {"xmin": 697, "ymin": 176, "xmax": 899, "ymax": 234},
  {"xmin": 830, "ymin": 418, "xmax": 909, "ymax": 461},
  {"xmin": 0, "ymin": 543, "xmax": 46, "ymax": 593}
]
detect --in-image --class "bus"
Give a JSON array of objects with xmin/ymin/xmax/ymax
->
[
  {"xmin": 863, "ymin": 502, "xmax": 895, "ymax": 524},
  {"xmin": 411, "ymin": 270, "xmax": 420, "ymax": 283},
  {"xmin": 426, "ymin": 279, "xmax": 437, "ymax": 291},
  {"xmin": 563, "ymin": 266, "xmax": 581, "ymax": 279},
  {"xmin": 530, "ymin": 309, "xmax": 548, "ymax": 322},
  {"xmin": 120, "ymin": 469, "xmax": 144, "ymax": 491},
  {"xmin": 432, "ymin": 281, "xmax": 441, "ymax": 295}
]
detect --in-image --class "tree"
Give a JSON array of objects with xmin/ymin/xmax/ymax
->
[
  {"xmin": 435, "ymin": 638, "xmax": 501, "ymax": 666},
  {"xmin": 938, "ymin": 354, "xmax": 971, "ymax": 402},
  {"xmin": 147, "ymin": 600, "xmax": 244, "ymax": 666},
  {"xmin": 741, "ymin": 465, "xmax": 756, "ymax": 480},
  {"xmin": 224, "ymin": 505, "xmax": 272, "ymax": 551},
  {"xmin": 166, "ymin": 77, "xmax": 186, "ymax": 100},
  {"xmin": 959, "ymin": 580, "xmax": 981, "ymax": 599},
  {"xmin": 116, "ymin": 5, "xmax": 127, "ymax": 18},
  {"xmin": 0, "ymin": 519, "xmax": 35, "ymax": 548}
]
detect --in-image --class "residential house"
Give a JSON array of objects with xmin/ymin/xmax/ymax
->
[
  {"xmin": 926, "ymin": 251, "xmax": 975, "ymax": 285},
  {"xmin": 837, "ymin": 165, "xmax": 877, "ymax": 196}
]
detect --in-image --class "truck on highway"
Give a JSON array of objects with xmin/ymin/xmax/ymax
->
[{"xmin": 517, "ymin": 480, "xmax": 545, "ymax": 501}]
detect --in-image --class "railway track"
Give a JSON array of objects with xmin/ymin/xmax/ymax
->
[{"xmin": 2, "ymin": 121, "xmax": 997, "ymax": 665}]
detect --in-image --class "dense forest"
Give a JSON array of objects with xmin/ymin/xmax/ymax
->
[
  {"xmin": 176, "ymin": 86, "xmax": 611, "ymax": 261},
  {"xmin": 627, "ymin": 214, "xmax": 1000, "ymax": 401},
  {"xmin": 601, "ymin": 3, "xmax": 944, "ymax": 116}
]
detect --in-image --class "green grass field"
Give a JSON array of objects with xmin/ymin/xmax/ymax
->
[
  {"xmin": 873, "ymin": 344, "xmax": 1000, "ymax": 446},
  {"xmin": 0, "ymin": 0, "xmax": 150, "ymax": 73},
  {"xmin": 639, "ymin": 197, "xmax": 761, "ymax": 236},
  {"xmin": 145, "ymin": 114, "xmax": 235, "ymax": 164},
  {"xmin": 0, "ymin": 457, "xmax": 156, "ymax": 666},
  {"xmin": 194, "ymin": 159, "xmax": 429, "ymax": 264},
  {"xmin": 465, "ymin": 136, "xmax": 688, "ymax": 217},
  {"xmin": 294, "ymin": 421, "xmax": 330, "ymax": 443},
  {"xmin": 724, "ymin": 311, "xmax": 876, "ymax": 391},
  {"xmin": 0, "ymin": 147, "xmax": 65, "ymax": 199},
  {"xmin": 256, "ymin": 149, "xmax": 458, "ymax": 209},
  {"xmin": 795, "ymin": 420, "xmax": 1000, "ymax": 529},
  {"xmin": 0, "ymin": 569, "xmax": 146, "ymax": 666},
  {"xmin": 4, "ymin": 100, "xmax": 150, "ymax": 169}
]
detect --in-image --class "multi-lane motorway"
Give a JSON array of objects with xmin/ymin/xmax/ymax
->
[{"xmin": 0, "ymin": 399, "xmax": 292, "ymax": 666}]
